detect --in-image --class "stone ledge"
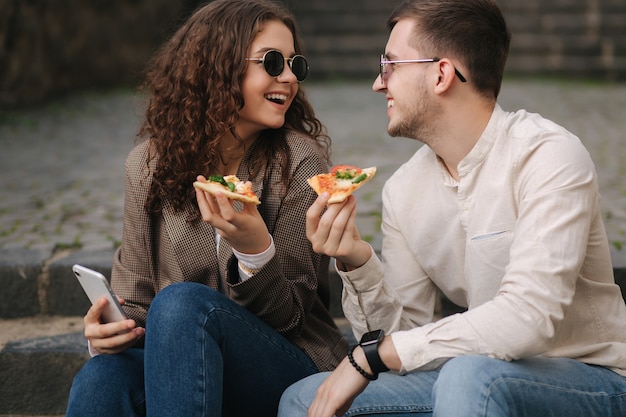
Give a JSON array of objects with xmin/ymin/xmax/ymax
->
[
  {"xmin": 0, "ymin": 249, "xmax": 116, "ymax": 319},
  {"xmin": 2, "ymin": 247, "xmax": 625, "ymax": 320},
  {"xmin": 0, "ymin": 332, "xmax": 89, "ymax": 415},
  {"xmin": 46, "ymin": 250, "xmax": 116, "ymax": 317},
  {"xmin": 0, "ymin": 320, "xmax": 353, "ymax": 416},
  {"xmin": 1, "ymin": 254, "xmax": 624, "ymax": 416},
  {"xmin": 0, "ymin": 249, "xmax": 49, "ymax": 318}
]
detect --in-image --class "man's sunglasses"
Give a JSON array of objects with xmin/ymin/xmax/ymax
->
[{"xmin": 246, "ymin": 50, "xmax": 309, "ymax": 82}]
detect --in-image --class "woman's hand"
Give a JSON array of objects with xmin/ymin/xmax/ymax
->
[
  {"xmin": 195, "ymin": 175, "xmax": 271, "ymax": 254},
  {"xmin": 84, "ymin": 297, "xmax": 144, "ymax": 354},
  {"xmin": 305, "ymin": 193, "xmax": 371, "ymax": 270}
]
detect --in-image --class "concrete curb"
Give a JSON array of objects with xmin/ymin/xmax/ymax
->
[
  {"xmin": 0, "ymin": 249, "xmax": 116, "ymax": 319},
  {"xmin": 0, "ymin": 246, "xmax": 624, "ymax": 415},
  {"xmin": 0, "ymin": 333, "xmax": 88, "ymax": 416}
]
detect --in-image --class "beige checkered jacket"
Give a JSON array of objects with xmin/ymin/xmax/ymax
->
[{"xmin": 111, "ymin": 131, "xmax": 348, "ymax": 371}]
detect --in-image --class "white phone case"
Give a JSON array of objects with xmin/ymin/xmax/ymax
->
[{"xmin": 72, "ymin": 264, "xmax": 127, "ymax": 323}]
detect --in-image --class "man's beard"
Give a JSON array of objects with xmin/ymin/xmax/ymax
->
[{"xmin": 387, "ymin": 84, "xmax": 440, "ymax": 145}]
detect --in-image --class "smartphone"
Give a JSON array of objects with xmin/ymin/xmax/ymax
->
[{"xmin": 72, "ymin": 264, "xmax": 127, "ymax": 323}]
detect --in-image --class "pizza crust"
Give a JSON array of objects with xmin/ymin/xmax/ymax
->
[{"xmin": 193, "ymin": 179, "xmax": 261, "ymax": 205}]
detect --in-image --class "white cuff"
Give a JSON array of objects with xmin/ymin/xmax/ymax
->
[{"xmin": 233, "ymin": 235, "xmax": 276, "ymax": 280}]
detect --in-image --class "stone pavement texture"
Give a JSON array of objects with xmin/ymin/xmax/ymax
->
[
  {"xmin": 1, "ymin": 78, "xmax": 625, "ymax": 255},
  {"xmin": 0, "ymin": 78, "xmax": 625, "ymax": 416}
]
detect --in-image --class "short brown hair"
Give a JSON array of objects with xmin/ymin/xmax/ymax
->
[{"xmin": 389, "ymin": 0, "xmax": 511, "ymax": 98}]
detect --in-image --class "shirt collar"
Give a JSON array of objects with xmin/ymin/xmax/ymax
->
[{"xmin": 437, "ymin": 104, "xmax": 505, "ymax": 184}]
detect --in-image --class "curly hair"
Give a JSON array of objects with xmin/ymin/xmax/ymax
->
[{"xmin": 138, "ymin": 0, "xmax": 330, "ymax": 215}]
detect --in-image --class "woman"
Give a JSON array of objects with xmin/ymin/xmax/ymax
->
[{"xmin": 66, "ymin": 1, "xmax": 348, "ymax": 416}]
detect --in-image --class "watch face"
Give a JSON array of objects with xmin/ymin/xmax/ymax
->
[{"xmin": 361, "ymin": 330, "xmax": 383, "ymax": 345}]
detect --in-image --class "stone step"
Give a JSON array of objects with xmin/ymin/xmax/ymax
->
[
  {"xmin": 0, "ymin": 315, "xmax": 354, "ymax": 416},
  {"xmin": 0, "ymin": 248, "xmax": 350, "ymax": 320},
  {"xmin": 0, "ymin": 250, "xmax": 624, "ymax": 416},
  {"xmin": 0, "ymin": 329, "xmax": 88, "ymax": 416},
  {"xmin": 3, "ymin": 247, "xmax": 624, "ymax": 320}
]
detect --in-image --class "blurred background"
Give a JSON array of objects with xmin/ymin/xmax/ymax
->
[
  {"xmin": 0, "ymin": 0, "xmax": 625, "ymax": 255},
  {"xmin": 1, "ymin": 0, "xmax": 625, "ymax": 109}
]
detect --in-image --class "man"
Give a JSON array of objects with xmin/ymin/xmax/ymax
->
[{"xmin": 278, "ymin": 0, "xmax": 626, "ymax": 416}]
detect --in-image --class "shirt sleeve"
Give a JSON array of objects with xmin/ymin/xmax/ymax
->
[
  {"xmin": 338, "ymin": 176, "xmax": 441, "ymax": 341},
  {"xmin": 337, "ymin": 248, "xmax": 403, "ymax": 340}
]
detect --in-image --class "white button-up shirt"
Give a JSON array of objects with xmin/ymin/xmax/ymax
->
[{"xmin": 339, "ymin": 104, "xmax": 626, "ymax": 376}]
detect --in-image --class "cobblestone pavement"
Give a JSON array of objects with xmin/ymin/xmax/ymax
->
[{"xmin": 1, "ymin": 79, "xmax": 625, "ymax": 258}]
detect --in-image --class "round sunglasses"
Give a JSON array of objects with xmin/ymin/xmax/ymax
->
[{"xmin": 246, "ymin": 50, "xmax": 309, "ymax": 82}]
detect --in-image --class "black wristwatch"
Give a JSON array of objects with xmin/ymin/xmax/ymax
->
[{"xmin": 359, "ymin": 329, "xmax": 389, "ymax": 376}]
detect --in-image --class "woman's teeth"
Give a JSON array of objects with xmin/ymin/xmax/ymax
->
[{"xmin": 265, "ymin": 93, "xmax": 287, "ymax": 104}]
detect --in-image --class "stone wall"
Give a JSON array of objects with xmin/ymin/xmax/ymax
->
[
  {"xmin": 1, "ymin": 0, "xmax": 625, "ymax": 109},
  {"xmin": 502, "ymin": 0, "xmax": 626, "ymax": 80},
  {"xmin": 287, "ymin": 0, "xmax": 626, "ymax": 81},
  {"xmin": 0, "ymin": 0, "xmax": 197, "ymax": 109}
]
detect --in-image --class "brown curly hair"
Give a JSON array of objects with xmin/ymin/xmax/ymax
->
[{"xmin": 138, "ymin": 0, "xmax": 330, "ymax": 215}]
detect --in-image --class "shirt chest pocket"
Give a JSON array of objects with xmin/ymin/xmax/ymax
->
[{"xmin": 465, "ymin": 225, "xmax": 514, "ymax": 307}]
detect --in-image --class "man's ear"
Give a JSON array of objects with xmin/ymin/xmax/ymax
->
[{"xmin": 433, "ymin": 59, "xmax": 456, "ymax": 94}]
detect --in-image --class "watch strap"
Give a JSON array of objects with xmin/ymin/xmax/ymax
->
[{"xmin": 360, "ymin": 331, "xmax": 389, "ymax": 375}]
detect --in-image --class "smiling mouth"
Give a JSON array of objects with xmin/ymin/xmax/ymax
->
[{"xmin": 265, "ymin": 93, "xmax": 287, "ymax": 104}]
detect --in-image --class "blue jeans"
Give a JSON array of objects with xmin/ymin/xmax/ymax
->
[
  {"xmin": 279, "ymin": 355, "xmax": 626, "ymax": 417},
  {"xmin": 67, "ymin": 282, "xmax": 318, "ymax": 417}
]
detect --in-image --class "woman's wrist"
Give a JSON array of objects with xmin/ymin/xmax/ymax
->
[{"xmin": 233, "ymin": 234, "xmax": 275, "ymax": 271}]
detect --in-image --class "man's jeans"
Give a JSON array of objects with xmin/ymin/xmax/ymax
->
[
  {"xmin": 279, "ymin": 354, "xmax": 626, "ymax": 416},
  {"xmin": 66, "ymin": 282, "xmax": 318, "ymax": 417}
]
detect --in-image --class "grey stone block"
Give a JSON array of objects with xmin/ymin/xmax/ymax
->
[
  {"xmin": 0, "ymin": 249, "xmax": 48, "ymax": 318},
  {"xmin": 47, "ymin": 250, "xmax": 115, "ymax": 317},
  {"xmin": 0, "ymin": 332, "xmax": 88, "ymax": 415}
]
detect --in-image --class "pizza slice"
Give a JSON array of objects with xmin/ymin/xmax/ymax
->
[
  {"xmin": 307, "ymin": 165, "xmax": 377, "ymax": 204},
  {"xmin": 193, "ymin": 175, "xmax": 261, "ymax": 205}
]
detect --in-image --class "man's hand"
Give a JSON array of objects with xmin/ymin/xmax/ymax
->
[
  {"xmin": 307, "ymin": 350, "xmax": 371, "ymax": 417},
  {"xmin": 305, "ymin": 193, "xmax": 371, "ymax": 270}
]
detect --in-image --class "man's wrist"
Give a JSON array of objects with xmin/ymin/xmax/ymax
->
[
  {"xmin": 347, "ymin": 345, "xmax": 376, "ymax": 380},
  {"xmin": 359, "ymin": 329, "xmax": 390, "ymax": 376},
  {"xmin": 336, "ymin": 242, "xmax": 373, "ymax": 272}
]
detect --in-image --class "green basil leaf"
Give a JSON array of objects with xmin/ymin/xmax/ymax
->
[{"xmin": 352, "ymin": 173, "xmax": 367, "ymax": 184}]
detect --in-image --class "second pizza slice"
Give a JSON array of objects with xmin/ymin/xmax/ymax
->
[{"xmin": 307, "ymin": 165, "xmax": 376, "ymax": 204}]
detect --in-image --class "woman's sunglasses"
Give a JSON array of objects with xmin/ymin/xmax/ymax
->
[{"xmin": 246, "ymin": 50, "xmax": 309, "ymax": 82}]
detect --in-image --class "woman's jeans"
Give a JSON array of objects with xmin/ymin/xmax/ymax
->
[
  {"xmin": 66, "ymin": 282, "xmax": 318, "ymax": 417},
  {"xmin": 279, "ymin": 354, "xmax": 626, "ymax": 417}
]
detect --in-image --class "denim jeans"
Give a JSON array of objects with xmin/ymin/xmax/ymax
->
[
  {"xmin": 279, "ymin": 354, "xmax": 626, "ymax": 417},
  {"xmin": 67, "ymin": 282, "xmax": 318, "ymax": 417}
]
